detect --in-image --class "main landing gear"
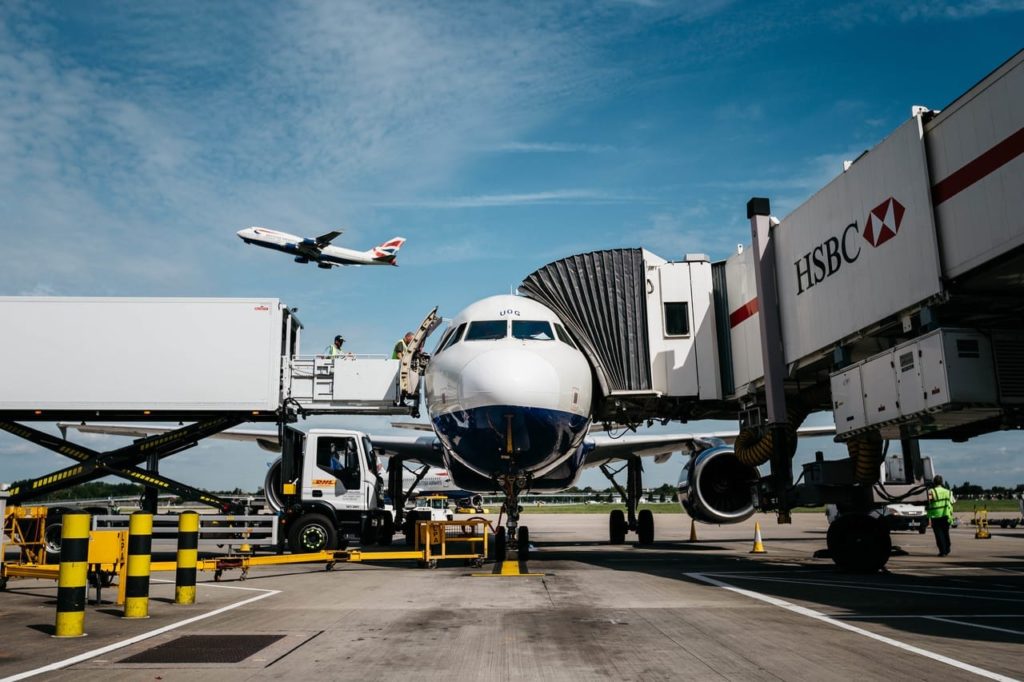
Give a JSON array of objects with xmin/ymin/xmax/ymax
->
[
  {"xmin": 600, "ymin": 455, "xmax": 654, "ymax": 545},
  {"xmin": 492, "ymin": 472, "xmax": 531, "ymax": 563}
]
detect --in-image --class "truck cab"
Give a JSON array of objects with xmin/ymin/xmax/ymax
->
[{"xmin": 267, "ymin": 427, "xmax": 394, "ymax": 553}]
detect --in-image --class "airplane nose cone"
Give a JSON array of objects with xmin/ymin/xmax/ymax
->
[{"xmin": 460, "ymin": 348, "xmax": 561, "ymax": 409}]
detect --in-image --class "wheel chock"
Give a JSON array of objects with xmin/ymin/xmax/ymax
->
[
  {"xmin": 750, "ymin": 521, "xmax": 767, "ymax": 554},
  {"xmin": 689, "ymin": 519, "xmax": 698, "ymax": 542}
]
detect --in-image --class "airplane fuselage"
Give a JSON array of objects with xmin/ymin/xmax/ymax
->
[
  {"xmin": 424, "ymin": 295, "xmax": 594, "ymax": 493},
  {"xmin": 236, "ymin": 227, "xmax": 403, "ymax": 266}
]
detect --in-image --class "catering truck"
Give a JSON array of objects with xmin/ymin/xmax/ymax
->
[{"xmin": 0, "ymin": 297, "xmax": 438, "ymax": 551}]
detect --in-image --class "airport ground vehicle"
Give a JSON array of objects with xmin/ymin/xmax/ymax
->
[
  {"xmin": 996, "ymin": 495, "xmax": 1024, "ymax": 528},
  {"xmin": 827, "ymin": 503, "xmax": 927, "ymax": 534},
  {"xmin": 0, "ymin": 298, "xmax": 437, "ymax": 552}
]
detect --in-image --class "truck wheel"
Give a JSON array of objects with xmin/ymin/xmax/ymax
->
[
  {"xmin": 288, "ymin": 513, "xmax": 337, "ymax": 554},
  {"xmin": 379, "ymin": 514, "xmax": 394, "ymax": 546}
]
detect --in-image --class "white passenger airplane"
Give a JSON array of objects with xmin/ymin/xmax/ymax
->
[{"xmin": 236, "ymin": 226, "xmax": 405, "ymax": 268}]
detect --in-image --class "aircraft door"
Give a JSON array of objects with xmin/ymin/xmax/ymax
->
[{"xmin": 400, "ymin": 306, "xmax": 442, "ymax": 399}]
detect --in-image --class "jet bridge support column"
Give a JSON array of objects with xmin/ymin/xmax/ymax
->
[{"xmin": 749, "ymin": 198, "xmax": 793, "ymax": 523}]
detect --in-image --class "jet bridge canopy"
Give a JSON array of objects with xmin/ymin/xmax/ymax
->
[
  {"xmin": 520, "ymin": 249, "xmax": 652, "ymax": 397},
  {"xmin": 521, "ymin": 249, "xmax": 729, "ymax": 423}
]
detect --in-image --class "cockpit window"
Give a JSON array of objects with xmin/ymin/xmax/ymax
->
[
  {"xmin": 512, "ymin": 320, "xmax": 554, "ymax": 341},
  {"xmin": 465, "ymin": 320, "xmax": 507, "ymax": 341},
  {"xmin": 554, "ymin": 323, "xmax": 577, "ymax": 349},
  {"xmin": 437, "ymin": 323, "xmax": 466, "ymax": 353}
]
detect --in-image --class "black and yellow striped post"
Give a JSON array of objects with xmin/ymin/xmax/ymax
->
[
  {"xmin": 174, "ymin": 511, "xmax": 199, "ymax": 605},
  {"xmin": 123, "ymin": 511, "xmax": 153, "ymax": 619},
  {"xmin": 54, "ymin": 511, "xmax": 90, "ymax": 638}
]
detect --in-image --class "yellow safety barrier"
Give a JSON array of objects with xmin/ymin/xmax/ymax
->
[
  {"xmin": 974, "ymin": 508, "xmax": 991, "ymax": 539},
  {"xmin": 54, "ymin": 512, "xmax": 90, "ymax": 638},
  {"xmin": 175, "ymin": 511, "xmax": 199, "ymax": 605},
  {"xmin": 123, "ymin": 512, "xmax": 152, "ymax": 618}
]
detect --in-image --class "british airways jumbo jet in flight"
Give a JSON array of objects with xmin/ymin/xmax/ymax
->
[{"xmin": 237, "ymin": 226, "xmax": 405, "ymax": 268}]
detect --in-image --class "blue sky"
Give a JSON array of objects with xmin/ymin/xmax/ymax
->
[{"xmin": 2, "ymin": 1, "xmax": 1023, "ymax": 493}]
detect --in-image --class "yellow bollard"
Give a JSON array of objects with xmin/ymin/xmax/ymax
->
[
  {"xmin": 54, "ymin": 512, "xmax": 91, "ymax": 638},
  {"xmin": 689, "ymin": 518, "xmax": 698, "ymax": 542},
  {"xmin": 750, "ymin": 521, "xmax": 767, "ymax": 554},
  {"xmin": 974, "ymin": 509, "xmax": 991, "ymax": 539},
  {"xmin": 123, "ymin": 512, "xmax": 152, "ymax": 618},
  {"xmin": 174, "ymin": 511, "xmax": 199, "ymax": 605}
]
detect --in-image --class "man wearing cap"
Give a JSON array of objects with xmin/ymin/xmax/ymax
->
[
  {"xmin": 324, "ymin": 335, "xmax": 347, "ymax": 357},
  {"xmin": 926, "ymin": 475, "xmax": 956, "ymax": 557}
]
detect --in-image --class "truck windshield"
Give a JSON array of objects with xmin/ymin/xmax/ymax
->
[
  {"xmin": 362, "ymin": 436, "xmax": 379, "ymax": 478},
  {"xmin": 512, "ymin": 320, "xmax": 554, "ymax": 340},
  {"xmin": 465, "ymin": 320, "xmax": 507, "ymax": 340}
]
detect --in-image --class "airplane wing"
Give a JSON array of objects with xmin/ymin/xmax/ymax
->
[
  {"xmin": 314, "ymin": 230, "xmax": 342, "ymax": 247},
  {"xmin": 370, "ymin": 434, "xmax": 446, "ymax": 468},
  {"xmin": 580, "ymin": 424, "xmax": 837, "ymax": 467}
]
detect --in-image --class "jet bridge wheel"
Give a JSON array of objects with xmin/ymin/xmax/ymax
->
[
  {"xmin": 289, "ymin": 513, "xmax": 337, "ymax": 554},
  {"xmin": 637, "ymin": 509, "xmax": 655, "ymax": 545},
  {"xmin": 609, "ymin": 509, "xmax": 627, "ymax": 545},
  {"xmin": 826, "ymin": 513, "xmax": 891, "ymax": 573}
]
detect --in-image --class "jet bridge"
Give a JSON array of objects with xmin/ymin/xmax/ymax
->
[{"xmin": 520, "ymin": 249, "xmax": 731, "ymax": 424}]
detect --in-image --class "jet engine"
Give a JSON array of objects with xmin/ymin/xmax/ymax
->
[{"xmin": 677, "ymin": 446, "xmax": 758, "ymax": 524}]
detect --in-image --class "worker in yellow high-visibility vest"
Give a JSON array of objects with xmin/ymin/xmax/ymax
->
[{"xmin": 926, "ymin": 475, "xmax": 956, "ymax": 557}]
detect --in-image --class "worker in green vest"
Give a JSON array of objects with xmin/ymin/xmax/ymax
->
[{"xmin": 926, "ymin": 475, "xmax": 955, "ymax": 556}]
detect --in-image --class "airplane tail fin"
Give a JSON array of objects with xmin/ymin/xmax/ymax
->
[{"xmin": 368, "ymin": 237, "xmax": 406, "ymax": 265}]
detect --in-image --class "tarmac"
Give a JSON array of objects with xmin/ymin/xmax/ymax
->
[{"xmin": 1, "ymin": 511, "xmax": 1022, "ymax": 681}]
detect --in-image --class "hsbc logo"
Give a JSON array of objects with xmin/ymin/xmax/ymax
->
[
  {"xmin": 794, "ymin": 196, "xmax": 905, "ymax": 295},
  {"xmin": 863, "ymin": 197, "xmax": 905, "ymax": 247}
]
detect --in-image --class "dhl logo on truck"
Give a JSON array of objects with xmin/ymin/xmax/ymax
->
[{"xmin": 312, "ymin": 479, "xmax": 335, "ymax": 487}]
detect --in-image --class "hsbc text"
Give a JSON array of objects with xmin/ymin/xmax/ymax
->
[{"xmin": 794, "ymin": 222, "xmax": 861, "ymax": 295}]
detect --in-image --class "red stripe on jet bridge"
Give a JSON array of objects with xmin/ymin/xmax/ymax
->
[
  {"xmin": 931, "ymin": 126, "xmax": 1024, "ymax": 206},
  {"xmin": 729, "ymin": 298, "xmax": 758, "ymax": 329}
]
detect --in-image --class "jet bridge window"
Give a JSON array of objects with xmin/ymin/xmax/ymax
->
[
  {"xmin": 512, "ymin": 320, "xmax": 554, "ymax": 341},
  {"xmin": 554, "ymin": 323, "xmax": 578, "ymax": 349},
  {"xmin": 465, "ymin": 320, "xmax": 507, "ymax": 341},
  {"xmin": 317, "ymin": 436, "xmax": 360, "ymax": 490},
  {"xmin": 663, "ymin": 302, "xmax": 690, "ymax": 337}
]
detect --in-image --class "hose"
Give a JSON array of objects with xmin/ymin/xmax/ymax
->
[
  {"xmin": 847, "ymin": 430, "xmax": 884, "ymax": 484},
  {"xmin": 733, "ymin": 403, "xmax": 812, "ymax": 467}
]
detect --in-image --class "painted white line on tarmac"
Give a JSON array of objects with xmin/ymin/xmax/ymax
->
[
  {"xmin": 841, "ymin": 614, "xmax": 1024, "ymax": 620},
  {"xmin": 926, "ymin": 617, "xmax": 1024, "ymax": 637},
  {"xmin": 714, "ymin": 574, "xmax": 1024, "ymax": 604},
  {"xmin": 687, "ymin": 572, "xmax": 1020, "ymax": 682},
  {"xmin": 1, "ymin": 586, "xmax": 280, "ymax": 682}
]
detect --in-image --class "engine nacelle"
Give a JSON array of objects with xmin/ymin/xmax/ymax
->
[{"xmin": 677, "ymin": 446, "xmax": 758, "ymax": 524}]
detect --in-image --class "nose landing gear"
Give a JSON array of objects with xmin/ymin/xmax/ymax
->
[{"xmin": 493, "ymin": 472, "xmax": 531, "ymax": 563}]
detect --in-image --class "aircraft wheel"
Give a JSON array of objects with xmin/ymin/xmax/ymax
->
[
  {"xmin": 289, "ymin": 513, "xmax": 337, "ymax": 554},
  {"xmin": 493, "ymin": 527, "xmax": 507, "ymax": 562},
  {"xmin": 609, "ymin": 509, "xmax": 627, "ymax": 544},
  {"xmin": 827, "ymin": 513, "xmax": 891, "ymax": 573},
  {"xmin": 518, "ymin": 526, "xmax": 530, "ymax": 563},
  {"xmin": 637, "ymin": 509, "xmax": 655, "ymax": 545}
]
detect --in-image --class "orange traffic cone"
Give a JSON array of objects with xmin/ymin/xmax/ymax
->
[
  {"xmin": 750, "ymin": 521, "xmax": 767, "ymax": 554},
  {"xmin": 689, "ymin": 518, "xmax": 698, "ymax": 542}
]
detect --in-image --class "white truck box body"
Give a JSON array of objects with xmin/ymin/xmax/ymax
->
[{"xmin": 0, "ymin": 297, "xmax": 286, "ymax": 412}]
